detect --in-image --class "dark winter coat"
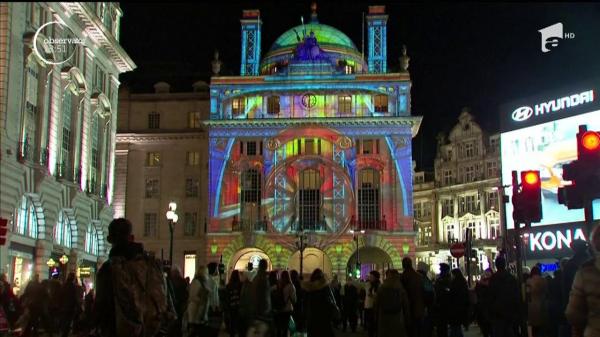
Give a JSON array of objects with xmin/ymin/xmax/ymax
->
[
  {"xmin": 342, "ymin": 283, "xmax": 359, "ymax": 315},
  {"xmin": 448, "ymin": 277, "xmax": 470, "ymax": 326},
  {"xmin": 302, "ymin": 278, "xmax": 336, "ymax": 337},
  {"xmin": 488, "ymin": 269, "xmax": 520, "ymax": 323},
  {"xmin": 401, "ymin": 268, "xmax": 426, "ymax": 320},
  {"xmin": 374, "ymin": 275, "xmax": 410, "ymax": 337},
  {"xmin": 433, "ymin": 273, "xmax": 452, "ymax": 321}
]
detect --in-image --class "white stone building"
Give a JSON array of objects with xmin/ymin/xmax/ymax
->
[
  {"xmin": 0, "ymin": 2, "xmax": 134, "ymax": 290},
  {"xmin": 414, "ymin": 109, "xmax": 502, "ymax": 275}
]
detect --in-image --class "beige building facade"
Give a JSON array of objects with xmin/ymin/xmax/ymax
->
[{"xmin": 115, "ymin": 82, "xmax": 209, "ymax": 279}]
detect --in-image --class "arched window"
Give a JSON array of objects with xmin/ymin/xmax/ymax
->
[
  {"xmin": 54, "ymin": 211, "xmax": 73, "ymax": 248},
  {"xmin": 14, "ymin": 196, "xmax": 38, "ymax": 238},
  {"xmin": 21, "ymin": 58, "xmax": 40, "ymax": 160},
  {"xmin": 59, "ymin": 87, "xmax": 75, "ymax": 178},
  {"xmin": 298, "ymin": 169, "xmax": 321, "ymax": 231},
  {"xmin": 358, "ymin": 169, "xmax": 380, "ymax": 229},
  {"xmin": 85, "ymin": 224, "xmax": 99, "ymax": 255},
  {"xmin": 240, "ymin": 169, "xmax": 261, "ymax": 227}
]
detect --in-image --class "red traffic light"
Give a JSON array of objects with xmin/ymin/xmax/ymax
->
[
  {"xmin": 581, "ymin": 131, "xmax": 600, "ymax": 151},
  {"xmin": 0, "ymin": 218, "xmax": 7, "ymax": 246},
  {"xmin": 523, "ymin": 171, "xmax": 539, "ymax": 185}
]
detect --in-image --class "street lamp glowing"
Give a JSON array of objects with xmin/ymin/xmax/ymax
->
[
  {"xmin": 47, "ymin": 258, "xmax": 56, "ymax": 268},
  {"xmin": 59, "ymin": 254, "xmax": 69, "ymax": 265},
  {"xmin": 168, "ymin": 202, "xmax": 177, "ymax": 211}
]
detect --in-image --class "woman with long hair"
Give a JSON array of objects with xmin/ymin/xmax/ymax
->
[
  {"xmin": 290, "ymin": 270, "xmax": 305, "ymax": 336},
  {"xmin": 302, "ymin": 269, "xmax": 337, "ymax": 337},
  {"xmin": 275, "ymin": 271, "xmax": 296, "ymax": 337},
  {"xmin": 364, "ymin": 270, "xmax": 380, "ymax": 337}
]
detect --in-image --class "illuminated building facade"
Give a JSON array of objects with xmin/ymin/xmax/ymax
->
[
  {"xmin": 0, "ymin": 3, "xmax": 134, "ymax": 288},
  {"xmin": 206, "ymin": 5, "xmax": 421, "ymax": 278},
  {"xmin": 413, "ymin": 109, "xmax": 501, "ymax": 275}
]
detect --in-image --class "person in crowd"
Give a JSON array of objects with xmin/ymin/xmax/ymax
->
[
  {"xmin": 561, "ymin": 239, "xmax": 591, "ymax": 337},
  {"xmin": 546, "ymin": 268, "xmax": 564, "ymax": 337},
  {"xmin": 81, "ymin": 285, "xmax": 95, "ymax": 336},
  {"xmin": 275, "ymin": 270, "xmax": 296, "ymax": 337},
  {"xmin": 169, "ymin": 267, "xmax": 189, "ymax": 336},
  {"xmin": 248, "ymin": 259, "xmax": 272, "ymax": 336},
  {"xmin": 330, "ymin": 274, "xmax": 342, "ymax": 329},
  {"xmin": 0, "ymin": 273, "xmax": 21, "ymax": 331},
  {"xmin": 20, "ymin": 274, "xmax": 48, "ymax": 336},
  {"xmin": 290, "ymin": 270, "xmax": 306, "ymax": 336},
  {"xmin": 225, "ymin": 270, "xmax": 243, "ymax": 337},
  {"xmin": 433, "ymin": 263, "xmax": 452, "ymax": 337},
  {"xmin": 565, "ymin": 225, "xmax": 600, "ymax": 337},
  {"xmin": 187, "ymin": 266, "xmax": 211, "ymax": 337},
  {"xmin": 448, "ymin": 268, "xmax": 469, "ymax": 337},
  {"xmin": 474, "ymin": 269, "xmax": 493, "ymax": 337},
  {"xmin": 59, "ymin": 272, "xmax": 82, "ymax": 337},
  {"xmin": 206, "ymin": 262, "xmax": 222, "ymax": 337},
  {"xmin": 47, "ymin": 274, "xmax": 63, "ymax": 334},
  {"xmin": 364, "ymin": 270, "xmax": 380, "ymax": 337},
  {"xmin": 93, "ymin": 218, "xmax": 174, "ymax": 337},
  {"xmin": 303, "ymin": 268, "xmax": 337, "ymax": 337},
  {"xmin": 269, "ymin": 270, "xmax": 280, "ymax": 337},
  {"xmin": 342, "ymin": 276, "xmax": 359, "ymax": 333},
  {"xmin": 416, "ymin": 263, "xmax": 435, "ymax": 337},
  {"xmin": 358, "ymin": 281, "xmax": 366, "ymax": 328},
  {"xmin": 374, "ymin": 269, "xmax": 410, "ymax": 337},
  {"xmin": 489, "ymin": 256, "xmax": 520, "ymax": 337},
  {"xmin": 401, "ymin": 257, "xmax": 425, "ymax": 337},
  {"xmin": 527, "ymin": 265, "xmax": 548, "ymax": 337}
]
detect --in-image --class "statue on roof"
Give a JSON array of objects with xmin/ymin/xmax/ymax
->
[{"xmin": 293, "ymin": 29, "xmax": 328, "ymax": 61}]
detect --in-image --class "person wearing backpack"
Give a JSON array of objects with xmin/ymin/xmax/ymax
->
[
  {"xmin": 374, "ymin": 269, "xmax": 410, "ymax": 337},
  {"xmin": 93, "ymin": 218, "xmax": 176, "ymax": 337}
]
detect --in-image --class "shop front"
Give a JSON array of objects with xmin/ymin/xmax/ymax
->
[
  {"xmin": 78, "ymin": 258, "xmax": 98, "ymax": 290},
  {"xmin": 8, "ymin": 241, "xmax": 36, "ymax": 296}
]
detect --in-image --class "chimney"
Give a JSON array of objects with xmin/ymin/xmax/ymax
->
[{"xmin": 153, "ymin": 82, "xmax": 170, "ymax": 94}]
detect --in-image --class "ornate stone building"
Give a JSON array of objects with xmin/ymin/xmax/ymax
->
[
  {"xmin": 115, "ymin": 81, "xmax": 210, "ymax": 279},
  {"xmin": 0, "ymin": 3, "xmax": 134, "ymax": 290},
  {"xmin": 205, "ymin": 5, "xmax": 421, "ymax": 279},
  {"xmin": 414, "ymin": 109, "xmax": 502, "ymax": 275}
]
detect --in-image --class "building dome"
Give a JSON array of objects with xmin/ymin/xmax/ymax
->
[{"xmin": 261, "ymin": 22, "xmax": 366, "ymax": 75}]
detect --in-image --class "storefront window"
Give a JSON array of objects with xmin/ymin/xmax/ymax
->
[
  {"xmin": 14, "ymin": 196, "xmax": 38, "ymax": 238},
  {"xmin": 54, "ymin": 211, "xmax": 73, "ymax": 248},
  {"xmin": 11, "ymin": 256, "xmax": 33, "ymax": 296}
]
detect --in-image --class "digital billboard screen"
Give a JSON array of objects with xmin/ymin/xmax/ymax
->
[{"xmin": 501, "ymin": 109, "xmax": 600, "ymax": 229}]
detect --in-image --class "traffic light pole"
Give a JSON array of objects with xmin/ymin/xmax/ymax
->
[
  {"xmin": 584, "ymin": 200, "xmax": 595, "ymax": 240},
  {"xmin": 512, "ymin": 170, "xmax": 528, "ymax": 337}
]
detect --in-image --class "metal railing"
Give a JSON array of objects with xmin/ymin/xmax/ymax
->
[
  {"xmin": 351, "ymin": 218, "xmax": 388, "ymax": 231},
  {"xmin": 231, "ymin": 219, "xmax": 268, "ymax": 232}
]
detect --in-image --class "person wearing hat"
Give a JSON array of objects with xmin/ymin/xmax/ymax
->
[{"xmin": 92, "ymin": 218, "xmax": 145, "ymax": 336}]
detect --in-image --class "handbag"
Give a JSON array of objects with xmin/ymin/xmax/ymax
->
[{"xmin": 288, "ymin": 315, "xmax": 296, "ymax": 333}]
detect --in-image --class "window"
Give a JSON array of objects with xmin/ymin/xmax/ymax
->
[
  {"xmin": 94, "ymin": 65, "xmax": 105, "ymax": 92},
  {"xmin": 464, "ymin": 165, "xmax": 476, "ymax": 182},
  {"xmin": 232, "ymin": 97, "xmax": 245, "ymax": 116},
  {"xmin": 490, "ymin": 137, "xmax": 500, "ymax": 152},
  {"xmin": 241, "ymin": 169, "xmax": 261, "ymax": 225},
  {"xmin": 466, "ymin": 221, "xmax": 479, "ymax": 240},
  {"xmin": 85, "ymin": 224, "xmax": 99, "ymax": 255},
  {"xmin": 414, "ymin": 174, "xmax": 424, "ymax": 184},
  {"xmin": 413, "ymin": 202, "xmax": 422, "ymax": 218},
  {"xmin": 344, "ymin": 64, "xmax": 354, "ymax": 74},
  {"xmin": 185, "ymin": 178, "xmax": 199, "ymax": 198},
  {"xmin": 487, "ymin": 161, "xmax": 498, "ymax": 178},
  {"xmin": 338, "ymin": 95, "xmax": 352, "ymax": 115},
  {"xmin": 187, "ymin": 152, "xmax": 200, "ymax": 166},
  {"xmin": 143, "ymin": 213, "xmax": 157, "ymax": 238},
  {"xmin": 442, "ymin": 199, "xmax": 454, "ymax": 218},
  {"xmin": 446, "ymin": 223, "xmax": 456, "ymax": 242},
  {"xmin": 246, "ymin": 142, "xmax": 257, "ymax": 156},
  {"xmin": 464, "ymin": 143, "xmax": 476, "ymax": 158},
  {"xmin": 423, "ymin": 202, "xmax": 432, "ymax": 217},
  {"xmin": 54, "ymin": 211, "xmax": 72, "ymax": 248},
  {"xmin": 362, "ymin": 139, "xmax": 379, "ymax": 154},
  {"xmin": 358, "ymin": 169, "xmax": 380, "ymax": 228},
  {"xmin": 188, "ymin": 112, "xmax": 201, "ymax": 128},
  {"xmin": 459, "ymin": 194, "xmax": 479, "ymax": 214},
  {"xmin": 374, "ymin": 95, "xmax": 388, "ymax": 113},
  {"xmin": 61, "ymin": 89, "xmax": 73, "ymax": 173},
  {"xmin": 184, "ymin": 212, "xmax": 197, "ymax": 236},
  {"xmin": 298, "ymin": 169, "xmax": 321, "ymax": 231},
  {"xmin": 148, "ymin": 112, "xmax": 160, "ymax": 129},
  {"xmin": 487, "ymin": 191, "xmax": 499, "ymax": 210},
  {"xmin": 418, "ymin": 225, "xmax": 432, "ymax": 246},
  {"xmin": 489, "ymin": 217, "xmax": 500, "ymax": 239},
  {"xmin": 22, "ymin": 60, "xmax": 39, "ymax": 157},
  {"xmin": 304, "ymin": 139, "xmax": 321, "ymax": 155},
  {"xmin": 147, "ymin": 152, "xmax": 160, "ymax": 166},
  {"xmin": 267, "ymin": 96, "xmax": 280, "ymax": 114},
  {"xmin": 14, "ymin": 196, "xmax": 38, "ymax": 238},
  {"xmin": 145, "ymin": 178, "xmax": 159, "ymax": 198},
  {"xmin": 443, "ymin": 170, "xmax": 453, "ymax": 185}
]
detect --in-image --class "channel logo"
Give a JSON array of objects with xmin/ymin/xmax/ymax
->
[{"xmin": 538, "ymin": 22, "xmax": 575, "ymax": 53}]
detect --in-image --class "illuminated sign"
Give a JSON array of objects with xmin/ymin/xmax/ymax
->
[
  {"xmin": 520, "ymin": 222, "xmax": 589, "ymax": 260},
  {"xmin": 511, "ymin": 90, "xmax": 594, "ymax": 122},
  {"xmin": 78, "ymin": 267, "xmax": 92, "ymax": 277}
]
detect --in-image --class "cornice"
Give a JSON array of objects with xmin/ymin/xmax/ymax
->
[
  {"xmin": 205, "ymin": 116, "xmax": 423, "ymax": 137},
  {"xmin": 116, "ymin": 132, "xmax": 206, "ymax": 144},
  {"xmin": 60, "ymin": 3, "xmax": 136, "ymax": 73}
]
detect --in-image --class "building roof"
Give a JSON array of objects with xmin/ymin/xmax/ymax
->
[{"xmin": 268, "ymin": 23, "xmax": 358, "ymax": 53}]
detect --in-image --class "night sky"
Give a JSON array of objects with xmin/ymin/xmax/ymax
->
[{"xmin": 118, "ymin": 2, "xmax": 600, "ymax": 170}]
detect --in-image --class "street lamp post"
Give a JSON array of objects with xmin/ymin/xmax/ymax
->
[
  {"xmin": 295, "ymin": 225, "xmax": 308, "ymax": 277},
  {"xmin": 350, "ymin": 228, "xmax": 365, "ymax": 278},
  {"xmin": 166, "ymin": 202, "xmax": 178, "ymax": 270}
]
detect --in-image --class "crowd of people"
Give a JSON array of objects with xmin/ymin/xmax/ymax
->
[{"xmin": 0, "ymin": 218, "xmax": 598, "ymax": 337}]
